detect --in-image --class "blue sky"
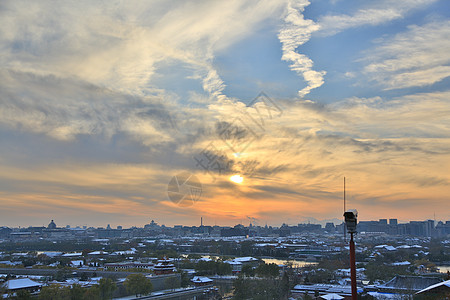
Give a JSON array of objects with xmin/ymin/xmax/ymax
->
[{"xmin": 0, "ymin": 0, "xmax": 449, "ymax": 227}]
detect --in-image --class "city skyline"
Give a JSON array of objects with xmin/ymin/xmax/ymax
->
[
  {"xmin": 3, "ymin": 216, "xmax": 450, "ymax": 230},
  {"xmin": 0, "ymin": 0, "xmax": 449, "ymax": 227},
  {"xmin": 4, "ymin": 217, "xmax": 450, "ymax": 240}
]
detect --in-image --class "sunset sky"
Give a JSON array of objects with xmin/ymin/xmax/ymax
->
[{"xmin": 1, "ymin": 0, "xmax": 449, "ymax": 228}]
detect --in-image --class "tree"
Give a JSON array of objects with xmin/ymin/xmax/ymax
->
[
  {"xmin": 54, "ymin": 268, "xmax": 70, "ymax": 282},
  {"xmin": 36, "ymin": 254, "xmax": 50, "ymax": 265},
  {"xmin": 11, "ymin": 290, "xmax": 32, "ymax": 300},
  {"xmin": 187, "ymin": 254, "xmax": 202, "ymax": 260},
  {"xmin": 217, "ymin": 261, "xmax": 232, "ymax": 275},
  {"xmin": 180, "ymin": 271, "xmax": 191, "ymax": 288},
  {"xmin": 124, "ymin": 274, "xmax": 152, "ymax": 297},
  {"xmin": 195, "ymin": 261, "xmax": 232, "ymax": 276},
  {"xmin": 38, "ymin": 284, "xmax": 70, "ymax": 300},
  {"xmin": 233, "ymin": 277, "xmax": 288, "ymax": 300},
  {"xmin": 307, "ymin": 269, "xmax": 334, "ymax": 284},
  {"xmin": 21, "ymin": 258, "xmax": 36, "ymax": 268},
  {"xmin": 0, "ymin": 283, "xmax": 6, "ymax": 297},
  {"xmin": 98, "ymin": 278, "xmax": 116, "ymax": 300},
  {"xmin": 79, "ymin": 272, "xmax": 89, "ymax": 281},
  {"xmin": 281, "ymin": 272, "xmax": 290, "ymax": 298},
  {"xmin": 241, "ymin": 264, "xmax": 255, "ymax": 277},
  {"xmin": 233, "ymin": 277, "xmax": 252, "ymax": 300},
  {"xmin": 70, "ymin": 284, "xmax": 85, "ymax": 300},
  {"xmin": 318, "ymin": 258, "xmax": 347, "ymax": 271},
  {"xmin": 365, "ymin": 262, "xmax": 410, "ymax": 282},
  {"xmin": 239, "ymin": 241, "xmax": 254, "ymax": 256},
  {"xmin": 83, "ymin": 285, "xmax": 101, "ymax": 300},
  {"xmin": 255, "ymin": 263, "xmax": 279, "ymax": 277}
]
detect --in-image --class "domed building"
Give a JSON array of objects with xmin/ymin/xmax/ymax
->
[{"xmin": 47, "ymin": 220, "xmax": 57, "ymax": 229}]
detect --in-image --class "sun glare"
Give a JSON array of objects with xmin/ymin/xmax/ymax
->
[{"xmin": 230, "ymin": 174, "xmax": 244, "ymax": 184}]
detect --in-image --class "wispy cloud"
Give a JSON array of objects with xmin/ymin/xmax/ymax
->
[
  {"xmin": 278, "ymin": 0, "xmax": 326, "ymax": 97},
  {"xmin": 0, "ymin": 0, "xmax": 285, "ymax": 98},
  {"xmin": 362, "ymin": 20, "xmax": 450, "ymax": 89},
  {"xmin": 0, "ymin": 70, "xmax": 180, "ymax": 143},
  {"xmin": 317, "ymin": 0, "xmax": 438, "ymax": 36}
]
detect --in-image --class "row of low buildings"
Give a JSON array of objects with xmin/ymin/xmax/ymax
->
[
  {"xmin": 3, "ymin": 274, "xmax": 449, "ymax": 299},
  {"xmin": 291, "ymin": 276, "xmax": 450, "ymax": 299},
  {"xmin": 2, "ymin": 218, "xmax": 450, "ymax": 243},
  {"xmin": 74, "ymin": 257, "xmax": 176, "ymax": 276}
]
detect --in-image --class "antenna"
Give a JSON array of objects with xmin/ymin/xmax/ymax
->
[
  {"xmin": 344, "ymin": 177, "xmax": 346, "ymax": 212},
  {"xmin": 344, "ymin": 176, "xmax": 346, "ymax": 243}
]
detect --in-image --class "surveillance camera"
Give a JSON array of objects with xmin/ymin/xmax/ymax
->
[
  {"xmin": 344, "ymin": 209, "xmax": 358, "ymax": 233},
  {"xmin": 344, "ymin": 209, "xmax": 358, "ymax": 220}
]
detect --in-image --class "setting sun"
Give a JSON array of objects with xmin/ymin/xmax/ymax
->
[{"xmin": 230, "ymin": 174, "xmax": 244, "ymax": 184}]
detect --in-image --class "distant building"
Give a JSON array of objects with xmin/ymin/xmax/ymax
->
[
  {"xmin": 416, "ymin": 279, "xmax": 450, "ymax": 298},
  {"xmin": 225, "ymin": 261, "xmax": 242, "ymax": 274},
  {"xmin": 3, "ymin": 278, "xmax": 42, "ymax": 294},
  {"xmin": 409, "ymin": 221, "xmax": 434, "ymax": 237},
  {"xmin": 0, "ymin": 227, "xmax": 12, "ymax": 238},
  {"xmin": 225, "ymin": 257, "xmax": 259, "ymax": 274},
  {"xmin": 389, "ymin": 219, "xmax": 398, "ymax": 226},
  {"xmin": 325, "ymin": 223, "xmax": 335, "ymax": 233},
  {"xmin": 220, "ymin": 225, "xmax": 249, "ymax": 237},
  {"xmin": 153, "ymin": 258, "xmax": 175, "ymax": 275},
  {"xmin": 70, "ymin": 260, "xmax": 84, "ymax": 268},
  {"xmin": 144, "ymin": 220, "xmax": 159, "ymax": 229},
  {"xmin": 191, "ymin": 276, "xmax": 213, "ymax": 287},
  {"xmin": 291, "ymin": 284, "xmax": 353, "ymax": 299},
  {"xmin": 367, "ymin": 275, "xmax": 443, "ymax": 295},
  {"xmin": 233, "ymin": 256, "xmax": 259, "ymax": 267},
  {"xmin": 104, "ymin": 261, "xmax": 153, "ymax": 271},
  {"xmin": 47, "ymin": 220, "xmax": 57, "ymax": 229}
]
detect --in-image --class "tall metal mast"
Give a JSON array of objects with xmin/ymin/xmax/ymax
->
[{"xmin": 344, "ymin": 177, "xmax": 346, "ymax": 242}]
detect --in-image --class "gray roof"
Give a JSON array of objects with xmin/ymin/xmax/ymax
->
[
  {"xmin": 416, "ymin": 279, "xmax": 450, "ymax": 294},
  {"xmin": 5, "ymin": 278, "xmax": 42, "ymax": 290},
  {"xmin": 379, "ymin": 275, "xmax": 443, "ymax": 292},
  {"xmin": 293, "ymin": 284, "xmax": 352, "ymax": 295}
]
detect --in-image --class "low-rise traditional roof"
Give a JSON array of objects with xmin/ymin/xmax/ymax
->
[
  {"xmin": 192, "ymin": 276, "xmax": 213, "ymax": 284},
  {"xmin": 416, "ymin": 279, "xmax": 450, "ymax": 295},
  {"xmin": 4, "ymin": 278, "xmax": 42, "ymax": 291}
]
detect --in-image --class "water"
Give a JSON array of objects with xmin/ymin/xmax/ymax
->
[
  {"xmin": 188, "ymin": 255, "xmax": 317, "ymax": 268},
  {"xmin": 262, "ymin": 258, "xmax": 317, "ymax": 268},
  {"xmin": 437, "ymin": 265, "xmax": 450, "ymax": 273}
]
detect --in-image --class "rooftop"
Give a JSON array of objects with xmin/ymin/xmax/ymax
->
[{"xmin": 4, "ymin": 278, "xmax": 42, "ymax": 290}]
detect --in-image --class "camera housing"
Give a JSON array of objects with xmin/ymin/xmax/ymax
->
[{"xmin": 344, "ymin": 209, "xmax": 358, "ymax": 233}]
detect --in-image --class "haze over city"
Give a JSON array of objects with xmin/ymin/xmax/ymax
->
[{"xmin": 0, "ymin": 0, "xmax": 449, "ymax": 228}]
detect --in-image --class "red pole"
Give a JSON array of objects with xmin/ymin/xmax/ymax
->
[{"xmin": 349, "ymin": 233, "xmax": 357, "ymax": 300}]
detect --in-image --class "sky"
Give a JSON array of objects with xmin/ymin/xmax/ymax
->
[{"xmin": 0, "ymin": 0, "xmax": 449, "ymax": 228}]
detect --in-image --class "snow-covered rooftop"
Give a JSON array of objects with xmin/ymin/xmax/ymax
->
[
  {"xmin": 192, "ymin": 276, "xmax": 213, "ymax": 284},
  {"xmin": 5, "ymin": 278, "xmax": 42, "ymax": 290}
]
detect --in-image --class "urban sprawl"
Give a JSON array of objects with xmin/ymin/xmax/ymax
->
[{"xmin": 1, "ymin": 218, "xmax": 449, "ymax": 299}]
